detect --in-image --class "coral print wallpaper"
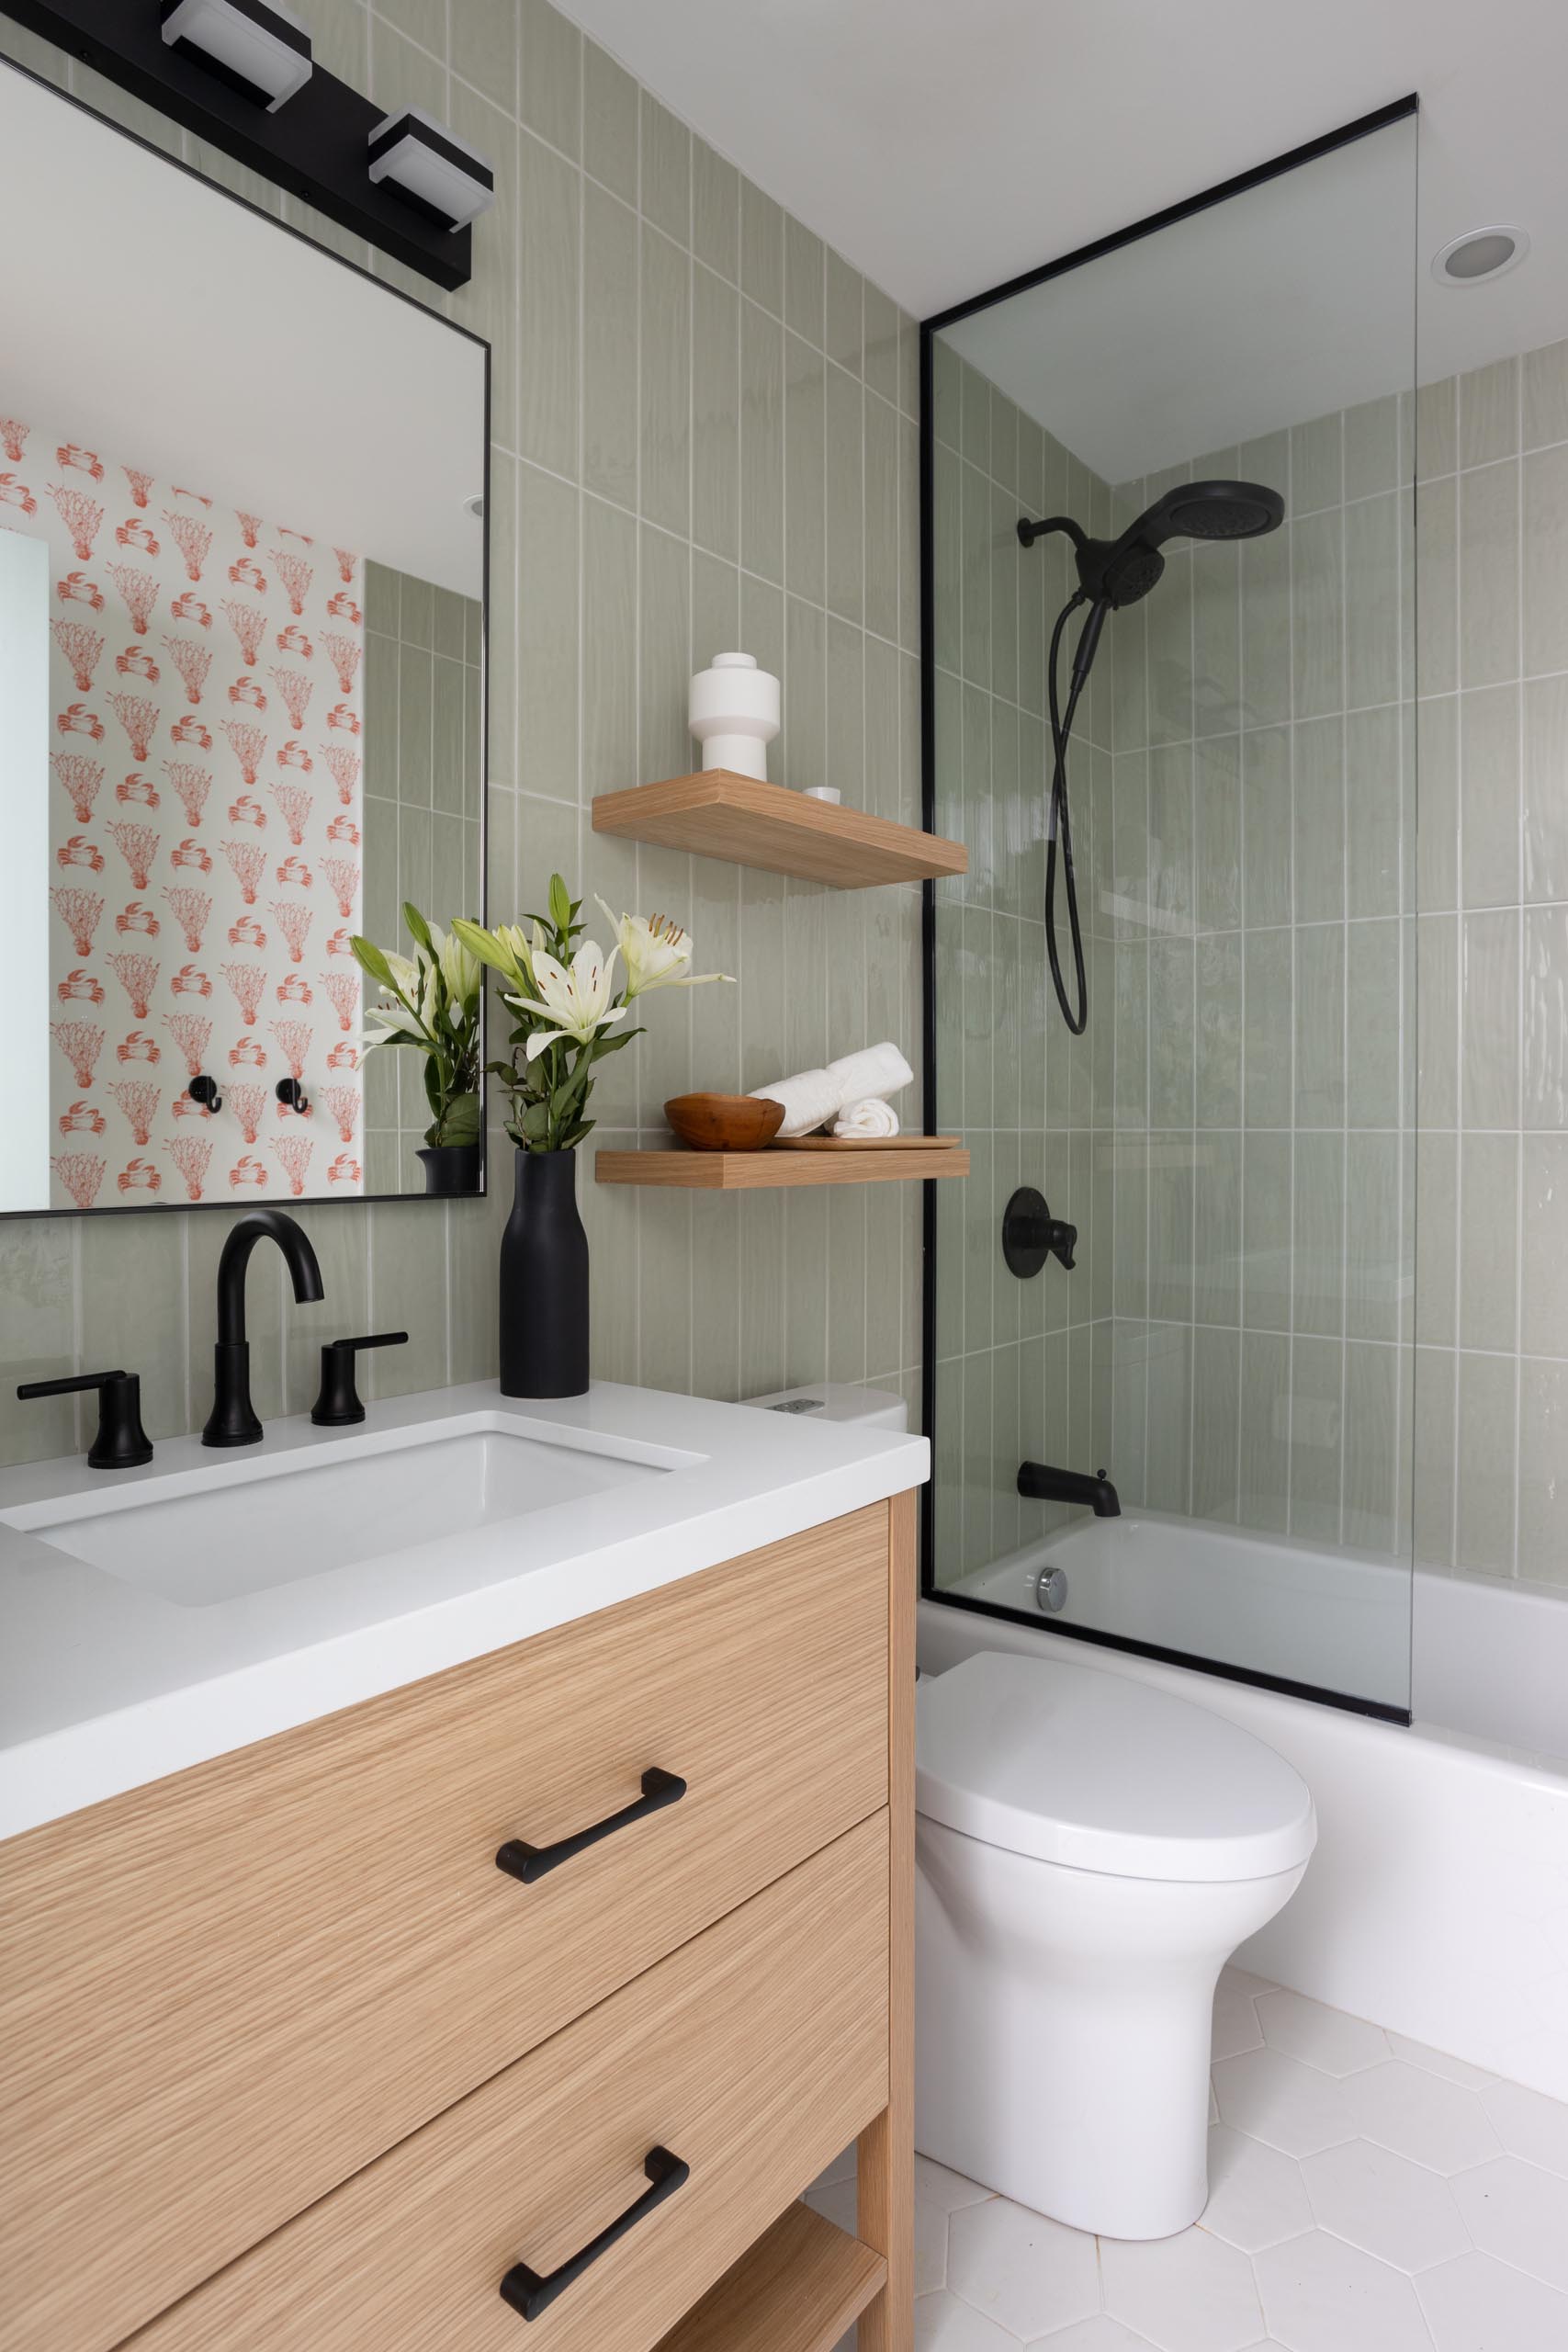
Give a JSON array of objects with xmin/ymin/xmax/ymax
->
[{"xmin": 0, "ymin": 412, "xmax": 366, "ymax": 1209}]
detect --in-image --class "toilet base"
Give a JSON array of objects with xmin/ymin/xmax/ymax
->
[{"xmin": 915, "ymin": 1815, "xmax": 1306, "ymax": 2239}]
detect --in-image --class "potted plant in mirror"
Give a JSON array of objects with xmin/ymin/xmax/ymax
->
[
  {"xmin": 351, "ymin": 904, "xmax": 484, "ymax": 1195},
  {"xmin": 455, "ymin": 877, "xmax": 731, "ymax": 1398}
]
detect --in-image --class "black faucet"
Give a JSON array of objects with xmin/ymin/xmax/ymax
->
[
  {"xmin": 1019, "ymin": 1460, "xmax": 1121, "ymax": 1517},
  {"xmin": 202, "ymin": 1208, "xmax": 324, "ymax": 1448}
]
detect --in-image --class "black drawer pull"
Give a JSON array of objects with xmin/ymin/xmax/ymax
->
[
  {"xmin": 499, "ymin": 2146, "xmax": 690, "ymax": 2321},
  {"xmin": 495, "ymin": 1769, "xmax": 687, "ymax": 1886}
]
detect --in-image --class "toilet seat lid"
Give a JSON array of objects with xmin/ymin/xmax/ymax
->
[{"xmin": 916, "ymin": 1652, "xmax": 1316, "ymax": 1883}]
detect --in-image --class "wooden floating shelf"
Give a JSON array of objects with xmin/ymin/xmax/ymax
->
[
  {"xmin": 592, "ymin": 770, "xmax": 967, "ymax": 889},
  {"xmin": 596, "ymin": 1141, "xmax": 968, "ymax": 1190},
  {"xmin": 654, "ymin": 2202, "xmax": 887, "ymax": 2352}
]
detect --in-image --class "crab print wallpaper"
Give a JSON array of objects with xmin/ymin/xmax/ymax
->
[{"xmin": 2, "ymin": 416, "xmax": 367, "ymax": 1210}]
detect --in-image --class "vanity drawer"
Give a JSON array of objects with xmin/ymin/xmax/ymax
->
[
  {"xmin": 129, "ymin": 1813, "xmax": 890, "ymax": 2352},
  {"xmin": 0, "ymin": 1504, "xmax": 891, "ymax": 2352}
]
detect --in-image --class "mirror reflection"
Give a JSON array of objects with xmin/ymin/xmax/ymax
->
[{"xmin": 0, "ymin": 60, "xmax": 488, "ymax": 1216}]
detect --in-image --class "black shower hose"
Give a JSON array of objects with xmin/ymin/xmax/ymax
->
[{"xmin": 1045, "ymin": 589, "xmax": 1091, "ymax": 1035}]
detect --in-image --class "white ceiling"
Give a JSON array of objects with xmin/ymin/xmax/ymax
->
[
  {"xmin": 0, "ymin": 61, "xmax": 486, "ymax": 596},
  {"xmin": 560, "ymin": 0, "xmax": 1568, "ymax": 400}
]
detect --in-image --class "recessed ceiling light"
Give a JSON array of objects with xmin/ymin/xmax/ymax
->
[{"xmin": 1431, "ymin": 226, "xmax": 1530, "ymax": 286}]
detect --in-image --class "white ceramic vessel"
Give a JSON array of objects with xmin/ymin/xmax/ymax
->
[
  {"xmin": 687, "ymin": 650, "xmax": 780, "ymax": 779},
  {"xmin": 914, "ymin": 1650, "xmax": 1315, "ymax": 2239}
]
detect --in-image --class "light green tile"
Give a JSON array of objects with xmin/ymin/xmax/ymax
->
[
  {"xmin": 692, "ymin": 139, "xmax": 739, "ymax": 282},
  {"xmin": 639, "ymin": 90, "xmax": 690, "ymax": 244},
  {"xmin": 784, "ymin": 333, "xmax": 826, "ymax": 605},
  {"xmin": 582, "ymin": 496, "xmax": 637, "ymax": 792},
  {"xmin": 582, "ymin": 38, "xmax": 637, "ymax": 201},
  {"xmin": 519, "ymin": 0, "xmax": 581, "ymax": 159},
  {"xmin": 739, "ymin": 300, "xmax": 784, "ymax": 584},
  {"xmin": 582, "ymin": 180, "xmax": 638, "ymax": 507},
  {"xmin": 0, "ymin": 1221, "xmax": 76, "ymax": 1464},
  {"xmin": 693, "ymin": 266, "xmax": 739, "ymax": 561},
  {"xmin": 784, "ymin": 215, "xmax": 824, "ymax": 346},
  {"xmin": 826, "ymin": 364, "xmax": 863, "ymax": 623},
  {"xmin": 641, "ymin": 226, "xmax": 691, "ymax": 536},
  {"xmin": 516, "ymin": 461, "xmax": 579, "ymax": 801},
  {"xmin": 452, "ymin": 0, "xmax": 517, "ymax": 100},
  {"xmin": 739, "ymin": 177, "xmax": 784, "ymax": 314},
  {"xmin": 517, "ymin": 130, "xmax": 581, "ymax": 478},
  {"xmin": 638, "ymin": 523, "xmax": 690, "ymax": 786}
]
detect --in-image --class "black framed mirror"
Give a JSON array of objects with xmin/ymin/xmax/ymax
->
[{"xmin": 0, "ymin": 52, "xmax": 489, "ymax": 1217}]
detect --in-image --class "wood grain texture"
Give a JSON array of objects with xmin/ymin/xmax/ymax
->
[
  {"xmin": 595, "ymin": 1146, "xmax": 970, "ymax": 1190},
  {"xmin": 663, "ymin": 1092, "xmax": 785, "ymax": 1150},
  {"xmin": 591, "ymin": 772, "xmax": 967, "ymax": 889},
  {"xmin": 126, "ymin": 1818, "xmax": 891, "ymax": 2352},
  {"xmin": 653, "ymin": 2203, "xmax": 886, "ymax": 2352},
  {"xmin": 0, "ymin": 1510, "xmax": 890, "ymax": 2352},
  {"xmin": 857, "ymin": 1488, "xmax": 917, "ymax": 2352}
]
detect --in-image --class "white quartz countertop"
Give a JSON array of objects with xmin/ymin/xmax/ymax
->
[{"xmin": 0, "ymin": 1381, "xmax": 928, "ymax": 1840}]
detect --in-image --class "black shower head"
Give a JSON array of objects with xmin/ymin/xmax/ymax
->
[{"xmin": 1017, "ymin": 479, "xmax": 1285, "ymax": 612}]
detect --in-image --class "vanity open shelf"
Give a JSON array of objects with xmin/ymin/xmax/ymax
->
[
  {"xmin": 655, "ymin": 2202, "xmax": 886, "ymax": 2352},
  {"xmin": 592, "ymin": 772, "xmax": 967, "ymax": 889},
  {"xmin": 596, "ymin": 1142, "xmax": 968, "ymax": 1189}
]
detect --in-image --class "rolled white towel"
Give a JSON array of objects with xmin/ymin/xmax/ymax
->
[
  {"xmin": 749, "ymin": 1066, "xmax": 840, "ymax": 1137},
  {"xmin": 833, "ymin": 1097, "xmax": 900, "ymax": 1138},
  {"xmin": 825, "ymin": 1041, "xmax": 913, "ymax": 1106}
]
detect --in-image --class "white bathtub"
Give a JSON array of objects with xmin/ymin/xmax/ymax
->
[{"xmin": 922, "ymin": 1514, "xmax": 1568, "ymax": 2100}]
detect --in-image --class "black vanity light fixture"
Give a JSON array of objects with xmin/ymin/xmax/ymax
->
[
  {"xmin": 160, "ymin": 0, "xmax": 311, "ymax": 112},
  {"xmin": 0, "ymin": 0, "xmax": 487, "ymax": 289},
  {"xmin": 368, "ymin": 106, "xmax": 495, "ymax": 233}
]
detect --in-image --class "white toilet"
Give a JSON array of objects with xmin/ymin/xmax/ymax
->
[{"xmin": 915, "ymin": 1650, "xmax": 1316, "ymax": 2241}]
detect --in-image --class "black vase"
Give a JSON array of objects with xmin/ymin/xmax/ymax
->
[
  {"xmin": 416, "ymin": 1142, "xmax": 483, "ymax": 1196},
  {"xmin": 499, "ymin": 1148, "xmax": 590, "ymax": 1397}
]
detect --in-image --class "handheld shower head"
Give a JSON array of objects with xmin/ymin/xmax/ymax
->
[
  {"xmin": 1077, "ymin": 478, "xmax": 1285, "ymax": 610},
  {"xmin": 1012, "ymin": 477, "xmax": 1283, "ymax": 1039}
]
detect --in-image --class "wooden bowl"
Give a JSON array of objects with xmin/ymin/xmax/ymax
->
[{"xmin": 664, "ymin": 1091, "xmax": 784, "ymax": 1151}]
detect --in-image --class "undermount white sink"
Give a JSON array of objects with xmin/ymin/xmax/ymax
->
[{"xmin": 1, "ymin": 1418, "xmax": 670, "ymax": 1608}]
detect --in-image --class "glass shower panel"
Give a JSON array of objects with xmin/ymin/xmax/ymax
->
[{"xmin": 926, "ymin": 109, "xmax": 1418, "ymax": 1718}]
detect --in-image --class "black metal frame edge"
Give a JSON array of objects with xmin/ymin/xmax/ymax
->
[
  {"xmin": 0, "ymin": 42, "xmax": 492, "ymax": 1224},
  {"xmin": 917, "ymin": 95, "xmax": 1421, "ymax": 1724},
  {"xmin": 924, "ymin": 92, "xmax": 1418, "ymax": 337},
  {"xmin": 930, "ymin": 1590, "xmax": 1414, "ymax": 1727},
  {"xmin": 0, "ymin": 0, "xmax": 474, "ymax": 289}
]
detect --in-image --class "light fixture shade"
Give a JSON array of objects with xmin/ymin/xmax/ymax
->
[
  {"xmin": 367, "ymin": 107, "xmax": 496, "ymax": 233},
  {"xmin": 160, "ymin": 0, "xmax": 313, "ymax": 113}
]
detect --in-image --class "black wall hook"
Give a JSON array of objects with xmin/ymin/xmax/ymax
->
[
  {"xmin": 276, "ymin": 1078, "xmax": 310, "ymax": 1115},
  {"xmin": 188, "ymin": 1074, "xmax": 223, "ymax": 1114}
]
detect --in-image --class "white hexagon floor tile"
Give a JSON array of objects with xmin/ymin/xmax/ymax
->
[
  {"xmin": 1479, "ymin": 2075, "xmax": 1568, "ymax": 2176},
  {"xmin": 1201, "ymin": 2126, "xmax": 1314, "ymax": 2253},
  {"xmin": 1450, "ymin": 2153, "xmax": 1568, "ymax": 2290},
  {"xmin": 1254, "ymin": 1990, "xmax": 1389, "ymax": 2077},
  {"xmin": 915, "ymin": 2289, "xmax": 1025, "ymax": 2348},
  {"xmin": 947, "ymin": 2197, "xmax": 1100, "ymax": 2339},
  {"xmin": 1212, "ymin": 1969, "xmax": 1266, "ymax": 2063},
  {"xmin": 1299, "ymin": 2136, "xmax": 1468, "ymax": 2272},
  {"xmin": 1032, "ymin": 2321, "xmax": 1158, "ymax": 2349},
  {"xmin": 1345, "ymin": 2059, "xmax": 1503, "ymax": 2175},
  {"xmin": 1100, "ymin": 2228, "xmax": 1265, "ymax": 2352},
  {"xmin": 1253, "ymin": 2230, "xmax": 1433, "ymax": 2352},
  {"xmin": 1211, "ymin": 2047, "xmax": 1358, "ymax": 2158},
  {"xmin": 1416, "ymin": 2250, "xmax": 1568, "ymax": 2351}
]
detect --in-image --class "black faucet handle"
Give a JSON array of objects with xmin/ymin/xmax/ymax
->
[
  {"xmin": 310, "ymin": 1332, "xmax": 409, "ymax": 1427},
  {"xmin": 17, "ymin": 1369, "xmax": 153, "ymax": 1469}
]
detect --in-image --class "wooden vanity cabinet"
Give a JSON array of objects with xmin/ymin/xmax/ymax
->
[{"xmin": 0, "ymin": 1493, "xmax": 915, "ymax": 2352}]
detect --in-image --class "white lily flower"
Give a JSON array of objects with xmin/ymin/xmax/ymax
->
[
  {"xmin": 383, "ymin": 950, "xmax": 421, "ymax": 1001},
  {"xmin": 434, "ymin": 924, "xmax": 481, "ymax": 1007},
  {"xmin": 365, "ymin": 1000, "xmax": 427, "ymax": 1042},
  {"xmin": 509, "ymin": 937, "xmax": 628, "ymax": 1060},
  {"xmin": 593, "ymin": 897, "xmax": 734, "ymax": 999}
]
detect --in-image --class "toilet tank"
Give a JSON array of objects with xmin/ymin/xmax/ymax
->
[{"xmin": 739, "ymin": 1381, "xmax": 908, "ymax": 1432}]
